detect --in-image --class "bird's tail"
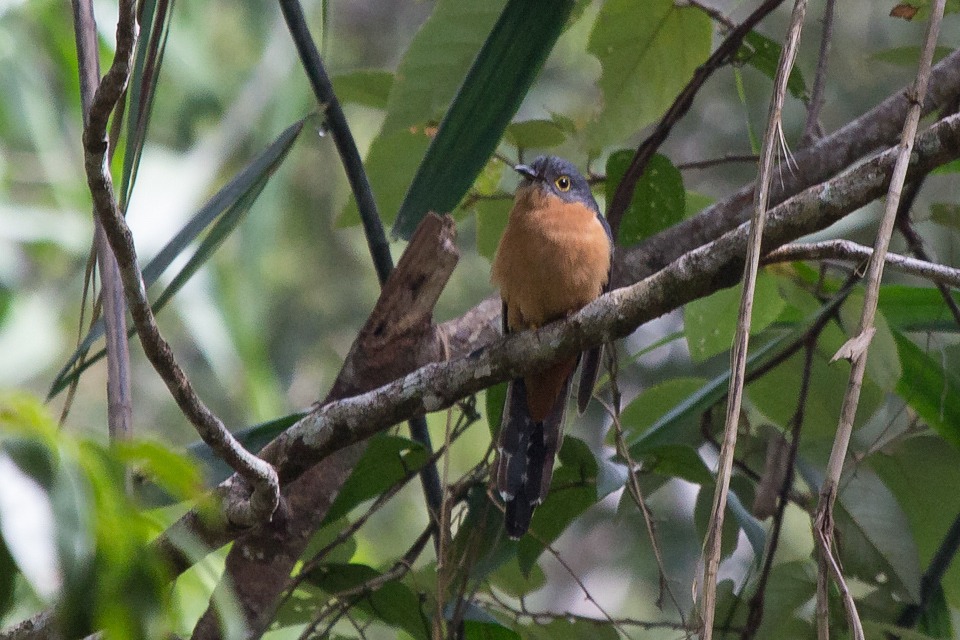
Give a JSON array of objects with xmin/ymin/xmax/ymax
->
[{"xmin": 495, "ymin": 360, "xmax": 575, "ymax": 539}]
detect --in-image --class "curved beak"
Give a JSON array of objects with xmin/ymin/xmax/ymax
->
[{"xmin": 514, "ymin": 164, "xmax": 539, "ymax": 182}]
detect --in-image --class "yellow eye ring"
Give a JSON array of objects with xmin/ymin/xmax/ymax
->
[{"xmin": 555, "ymin": 175, "xmax": 571, "ymax": 192}]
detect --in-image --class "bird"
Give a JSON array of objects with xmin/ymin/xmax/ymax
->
[{"xmin": 490, "ymin": 155, "xmax": 613, "ymax": 538}]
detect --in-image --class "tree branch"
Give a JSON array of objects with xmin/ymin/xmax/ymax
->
[
  {"xmin": 70, "ymin": 0, "xmax": 133, "ymax": 448},
  {"xmin": 763, "ymin": 240, "xmax": 960, "ymax": 288},
  {"xmin": 80, "ymin": 0, "xmax": 278, "ymax": 528}
]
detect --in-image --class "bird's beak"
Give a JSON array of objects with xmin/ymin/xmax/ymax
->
[{"xmin": 514, "ymin": 164, "xmax": 539, "ymax": 181}]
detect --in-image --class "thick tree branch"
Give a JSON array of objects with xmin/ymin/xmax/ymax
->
[{"xmin": 80, "ymin": 0, "xmax": 278, "ymax": 527}]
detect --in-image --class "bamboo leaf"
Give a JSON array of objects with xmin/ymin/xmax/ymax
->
[
  {"xmin": 48, "ymin": 119, "xmax": 305, "ymax": 399},
  {"xmin": 391, "ymin": 0, "xmax": 575, "ymax": 238}
]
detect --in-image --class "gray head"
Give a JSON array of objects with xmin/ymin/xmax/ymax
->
[{"xmin": 514, "ymin": 155, "xmax": 599, "ymax": 214}]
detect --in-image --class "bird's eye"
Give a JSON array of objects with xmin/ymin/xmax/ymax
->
[{"xmin": 555, "ymin": 175, "xmax": 571, "ymax": 192}]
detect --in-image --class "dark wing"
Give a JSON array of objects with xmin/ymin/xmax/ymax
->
[{"xmin": 577, "ymin": 212, "xmax": 614, "ymax": 414}]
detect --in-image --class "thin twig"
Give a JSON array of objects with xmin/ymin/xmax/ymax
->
[
  {"xmin": 605, "ymin": 347, "xmax": 685, "ymax": 622},
  {"xmin": 80, "ymin": 0, "xmax": 278, "ymax": 526},
  {"xmin": 762, "ymin": 240, "xmax": 960, "ymax": 288},
  {"xmin": 70, "ymin": 0, "xmax": 133, "ymax": 449},
  {"xmin": 483, "ymin": 589, "xmax": 693, "ymax": 631},
  {"xmin": 813, "ymin": 3, "xmax": 946, "ymax": 639},
  {"xmin": 700, "ymin": 2, "xmax": 807, "ymax": 637},
  {"xmin": 677, "ymin": 154, "xmax": 761, "ymax": 171},
  {"xmin": 607, "ymin": 0, "xmax": 787, "ymax": 235},
  {"xmin": 801, "ymin": 0, "xmax": 837, "ymax": 145}
]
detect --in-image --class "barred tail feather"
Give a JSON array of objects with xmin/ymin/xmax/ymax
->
[{"xmin": 495, "ymin": 373, "xmax": 573, "ymax": 539}]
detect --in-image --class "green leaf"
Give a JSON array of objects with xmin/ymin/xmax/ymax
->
[
  {"xmin": 463, "ymin": 620, "xmax": 521, "ymax": 640},
  {"xmin": 339, "ymin": 127, "xmax": 433, "ymax": 228},
  {"xmin": 748, "ymin": 321, "xmax": 883, "ymax": 441},
  {"xmin": 683, "ymin": 269, "xmax": 785, "ymax": 362},
  {"xmin": 626, "ymin": 294, "xmax": 848, "ymax": 458},
  {"xmin": 48, "ymin": 119, "xmax": 306, "ymax": 398},
  {"xmin": 135, "ymin": 413, "xmax": 305, "ymax": 508},
  {"xmin": 475, "ymin": 198, "xmax": 511, "ymax": 261},
  {"xmin": 637, "ymin": 444, "xmax": 713, "ymax": 484},
  {"xmin": 917, "ymin": 584, "xmax": 953, "ymax": 639},
  {"xmin": 871, "ymin": 46, "xmax": 955, "ymax": 66},
  {"xmin": 484, "ymin": 382, "xmax": 508, "ymax": 438},
  {"xmin": 304, "ymin": 563, "xmax": 429, "ymax": 639},
  {"xmin": 330, "ymin": 70, "xmax": 394, "ymax": 109},
  {"xmin": 893, "ymin": 331, "xmax": 960, "ymax": 449},
  {"xmin": 587, "ymin": 0, "xmax": 711, "ymax": 151},
  {"xmin": 836, "ymin": 467, "xmax": 921, "ymax": 603},
  {"xmin": 734, "ymin": 31, "xmax": 808, "ymax": 100},
  {"xmin": 618, "ymin": 377, "xmax": 707, "ymax": 450},
  {"xmin": 606, "ymin": 151, "xmax": 685, "ymax": 246},
  {"xmin": 872, "ymin": 436, "xmax": 960, "ymax": 611},
  {"xmin": 392, "ymin": 0, "xmax": 576, "ymax": 237},
  {"xmin": 932, "ymin": 158, "xmax": 960, "ymax": 175},
  {"xmin": 523, "ymin": 619, "xmax": 620, "ymax": 640},
  {"xmin": 879, "ymin": 285, "xmax": 960, "ymax": 332},
  {"xmin": 115, "ymin": 440, "xmax": 203, "ymax": 504},
  {"xmin": 381, "ymin": 1, "xmax": 507, "ymax": 134},
  {"xmin": 505, "ymin": 119, "xmax": 567, "ymax": 149},
  {"xmin": 323, "ymin": 434, "xmax": 428, "ymax": 525},
  {"xmin": 930, "ymin": 202, "xmax": 960, "ymax": 230}
]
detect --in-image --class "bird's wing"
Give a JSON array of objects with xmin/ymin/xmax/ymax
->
[{"xmin": 576, "ymin": 213, "xmax": 614, "ymax": 414}]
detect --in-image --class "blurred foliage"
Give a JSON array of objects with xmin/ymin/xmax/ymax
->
[{"xmin": 2, "ymin": 0, "xmax": 960, "ymax": 638}]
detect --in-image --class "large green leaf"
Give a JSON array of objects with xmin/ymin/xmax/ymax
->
[
  {"xmin": 586, "ymin": 0, "xmax": 711, "ymax": 151},
  {"xmin": 323, "ymin": 434, "xmax": 428, "ymax": 525},
  {"xmin": 683, "ymin": 269, "xmax": 785, "ymax": 362},
  {"xmin": 330, "ymin": 70, "xmax": 394, "ymax": 109},
  {"xmin": 392, "ymin": 0, "xmax": 576, "ymax": 238},
  {"xmin": 338, "ymin": 128, "xmax": 432, "ymax": 227},
  {"xmin": 606, "ymin": 150, "xmax": 685, "ymax": 246},
  {"xmin": 836, "ymin": 467, "xmax": 921, "ymax": 603},
  {"xmin": 48, "ymin": 119, "xmax": 305, "ymax": 398},
  {"xmin": 339, "ymin": 0, "xmax": 506, "ymax": 227},
  {"xmin": 893, "ymin": 331, "xmax": 960, "ymax": 449},
  {"xmin": 878, "ymin": 285, "xmax": 960, "ymax": 333},
  {"xmin": 872, "ymin": 436, "xmax": 960, "ymax": 608}
]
